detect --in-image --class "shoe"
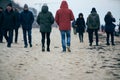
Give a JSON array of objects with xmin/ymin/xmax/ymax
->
[
  {"xmin": 24, "ymin": 45, "xmax": 28, "ymax": 48},
  {"xmin": 106, "ymin": 43, "xmax": 110, "ymax": 46},
  {"xmin": 7, "ymin": 44, "xmax": 11, "ymax": 48},
  {"xmin": 47, "ymin": 48, "xmax": 50, "ymax": 52},
  {"xmin": 67, "ymin": 46, "xmax": 71, "ymax": 52},
  {"xmin": 89, "ymin": 43, "xmax": 92, "ymax": 46},
  {"xmin": 42, "ymin": 47, "xmax": 45, "ymax": 52},
  {"xmin": 96, "ymin": 43, "xmax": 99, "ymax": 46},
  {"xmin": 112, "ymin": 43, "xmax": 115, "ymax": 46},
  {"xmin": 30, "ymin": 44, "xmax": 32, "ymax": 47}
]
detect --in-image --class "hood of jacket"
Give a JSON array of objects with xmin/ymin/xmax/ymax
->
[
  {"xmin": 60, "ymin": 1, "xmax": 68, "ymax": 9},
  {"xmin": 41, "ymin": 5, "xmax": 48, "ymax": 13}
]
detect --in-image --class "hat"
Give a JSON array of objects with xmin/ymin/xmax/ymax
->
[
  {"xmin": 7, "ymin": 3, "xmax": 12, "ymax": 7},
  {"xmin": 24, "ymin": 4, "xmax": 28, "ymax": 8},
  {"xmin": 91, "ymin": 7, "xmax": 96, "ymax": 13}
]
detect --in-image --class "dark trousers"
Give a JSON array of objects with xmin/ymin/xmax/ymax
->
[
  {"xmin": 3, "ymin": 29, "xmax": 13, "ymax": 46},
  {"xmin": 41, "ymin": 32, "xmax": 50, "ymax": 49},
  {"xmin": 78, "ymin": 32, "xmax": 84, "ymax": 42},
  {"xmin": 0, "ymin": 27, "xmax": 3, "ymax": 42},
  {"xmin": 13, "ymin": 28, "xmax": 19, "ymax": 43},
  {"xmin": 88, "ymin": 29, "xmax": 99, "ymax": 44},
  {"xmin": 106, "ymin": 32, "xmax": 114, "ymax": 44},
  {"xmin": 23, "ymin": 29, "xmax": 32, "ymax": 46}
]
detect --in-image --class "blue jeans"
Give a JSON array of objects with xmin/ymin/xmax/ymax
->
[
  {"xmin": 23, "ymin": 29, "xmax": 32, "ymax": 46},
  {"xmin": 60, "ymin": 30, "xmax": 71, "ymax": 51}
]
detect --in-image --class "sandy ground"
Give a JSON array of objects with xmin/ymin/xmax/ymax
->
[{"xmin": 0, "ymin": 27, "xmax": 120, "ymax": 80}]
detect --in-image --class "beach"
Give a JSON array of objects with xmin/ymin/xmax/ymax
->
[{"xmin": 0, "ymin": 27, "xmax": 120, "ymax": 80}]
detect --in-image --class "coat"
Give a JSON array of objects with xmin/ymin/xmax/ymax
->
[
  {"xmin": 14, "ymin": 10, "xmax": 20, "ymax": 29},
  {"xmin": 0, "ymin": 11, "xmax": 4, "ymax": 28},
  {"xmin": 55, "ymin": 1, "xmax": 74, "ymax": 30},
  {"xmin": 3, "ymin": 9, "xmax": 16, "ymax": 30},
  {"xmin": 86, "ymin": 12, "xmax": 100, "ymax": 30},
  {"xmin": 104, "ymin": 14, "xmax": 116, "ymax": 33},
  {"xmin": 76, "ymin": 18, "xmax": 86, "ymax": 33},
  {"xmin": 37, "ymin": 5, "xmax": 54, "ymax": 32},
  {"xmin": 20, "ymin": 10, "xmax": 34, "ymax": 30}
]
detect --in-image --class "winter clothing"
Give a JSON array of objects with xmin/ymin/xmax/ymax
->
[
  {"xmin": 37, "ymin": 4, "xmax": 54, "ymax": 51},
  {"xmin": 0, "ymin": 8, "xmax": 4, "ymax": 42},
  {"xmin": 104, "ymin": 11, "xmax": 116, "ymax": 45},
  {"xmin": 37, "ymin": 5, "xmax": 54, "ymax": 32},
  {"xmin": 55, "ymin": 1, "xmax": 74, "ymax": 52},
  {"xmin": 3, "ymin": 7, "xmax": 16, "ymax": 47},
  {"xmin": 76, "ymin": 13, "xmax": 86, "ymax": 42},
  {"xmin": 55, "ymin": 0, "xmax": 74, "ymax": 30},
  {"xmin": 86, "ymin": 8, "xmax": 100, "ymax": 46},
  {"xmin": 20, "ymin": 4, "xmax": 34, "ymax": 47},
  {"xmin": 7, "ymin": 3, "xmax": 12, "ymax": 7}
]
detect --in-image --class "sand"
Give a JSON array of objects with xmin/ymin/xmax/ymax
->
[{"xmin": 0, "ymin": 27, "xmax": 120, "ymax": 80}]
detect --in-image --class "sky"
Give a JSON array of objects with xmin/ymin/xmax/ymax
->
[{"xmin": 14, "ymin": 0, "xmax": 120, "ymax": 25}]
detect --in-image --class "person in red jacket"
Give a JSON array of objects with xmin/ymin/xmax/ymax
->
[{"xmin": 55, "ymin": 0, "xmax": 74, "ymax": 52}]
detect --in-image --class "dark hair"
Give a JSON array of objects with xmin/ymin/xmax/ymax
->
[{"xmin": 91, "ymin": 7, "xmax": 97, "ymax": 13}]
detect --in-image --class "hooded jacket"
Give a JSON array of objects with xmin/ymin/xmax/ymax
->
[
  {"xmin": 55, "ymin": 1, "xmax": 74, "ymax": 30},
  {"xmin": 37, "ymin": 5, "xmax": 54, "ymax": 32},
  {"xmin": 86, "ymin": 11, "xmax": 100, "ymax": 29}
]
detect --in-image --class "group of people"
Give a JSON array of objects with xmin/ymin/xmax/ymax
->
[{"xmin": 0, "ymin": 0, "xmax": 117, "ymax": 52}]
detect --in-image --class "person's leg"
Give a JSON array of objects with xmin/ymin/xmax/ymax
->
[
  {"xmin": 15, "ymin": 28, "xmax": 18, "ymax": 43},
  {"xmin": 46, "ymin": 32, "xmax": 51, "ymax": 51},
  {"xmin": 41, "ymin": 32, "xmax": 45, "ymax": 51},
  {"xmin": 95, "ymin": 29, "xmax": 99, "ymax": 46},
  {"xmin": 28, "ymin": 29, "xmax": 32, "ymax": 47},
  {"xmin": 60, "ymin": 30, "xmax": 66, "ymax": 52},
  {"xmin": 66, "ymin": 30, "xmax": 71, "ymax": 52},
  {"xmin": 88, "ymin": 29, "xmax": 93, "ymax": 46},
  {"xmin": 106, "ymin": 32, "xmax": 110, "ymax": 45},
  {"xmin": 3, "ymin": 29, "xmax": 8, "ymax": 42},
  {"xmin": 7, "ymin": 29, "xmax": 13, "ymax": 47},
  {"xmin": 111, "ymin": 32, "xmax": 115, "ymax": 45},
  {"xmin": 0, "ymin": 28, "xmax": 3, "ymax": 43},
  {"xmin": 23, "ymin": 29, "xmax": 28, "ymax": 48}
]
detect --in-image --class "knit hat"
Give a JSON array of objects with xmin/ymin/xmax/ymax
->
[
  {"xmin": 7, "ymin": 3, "xmax": 12, "ymax": 7},
  {"xmin": 24, "ymin": 4, "xmax": 28, "ymax": 8}
]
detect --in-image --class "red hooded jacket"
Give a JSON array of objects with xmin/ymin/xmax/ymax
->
[{"xmin": 55, "ymin": 1, "xmax": 74, "ymax": 30}]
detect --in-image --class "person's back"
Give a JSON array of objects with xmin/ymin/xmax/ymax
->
[{"xmin": 55, "ymin": 1, "xmax": 74, "ymax": 30}]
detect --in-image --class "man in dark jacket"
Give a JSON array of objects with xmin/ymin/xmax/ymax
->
[
  {"xmin": 3, "ymin": 3, "xmax": 16, "ymax": 47},
  {"xmin": 20, "ymin": 4, "xmax": 34, "ymax": 48},
  {"xmin": 37, "ymin": 4, "xmax": 54, "ymax": 52},
  {"xmin": 0, "ymin": 7, "xmax": 4, "ymax": 43},
  {"xmin": 86, "ymin": 8, "xmax": 100, "ymax": 46}
]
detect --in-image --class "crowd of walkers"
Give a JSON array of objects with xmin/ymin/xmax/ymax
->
[{"xmin": 0, "ymin": 0, "xmax": 119, "ymax": 52}]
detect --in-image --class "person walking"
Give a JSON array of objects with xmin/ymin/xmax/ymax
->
[
  {"xmin": 37, "ymin": 4, "xmax": 54, "ymax": 52},
  {"xmin": 20, "ymin": 4, "xmax": 34, "ymax": 48},
  {"xmin": 86, "ymin": 8, "xmax": 100, "ymax": 46},
  {"xmin": 0, "ymin": 7, "xmax": 4, "ymax": 43},
  {"xmin": 72, "ymin": 19, "xmax": 77, "ymax": 35},
  {"xmin": 13, "ymin": 8, "xmax": 20, "ymax": 43},
  {"xmin": 75, "ymin": 13, "xmax": 86, "ymax": 42},
  {"xmin": 104, "ymin": 11, "xmax": 116, "ymax": 46},
  {"xmin": 3, "ymin": 3, "xmax": 16, "ymax": 47},
  {"xmin": 55, "ymin": 0, "xmax": 74, "ymax": 52}
]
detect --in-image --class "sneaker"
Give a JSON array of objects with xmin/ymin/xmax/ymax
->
[{"xmin": 67, "ymin": 46, "xmax": 71, "ymax": 52}]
